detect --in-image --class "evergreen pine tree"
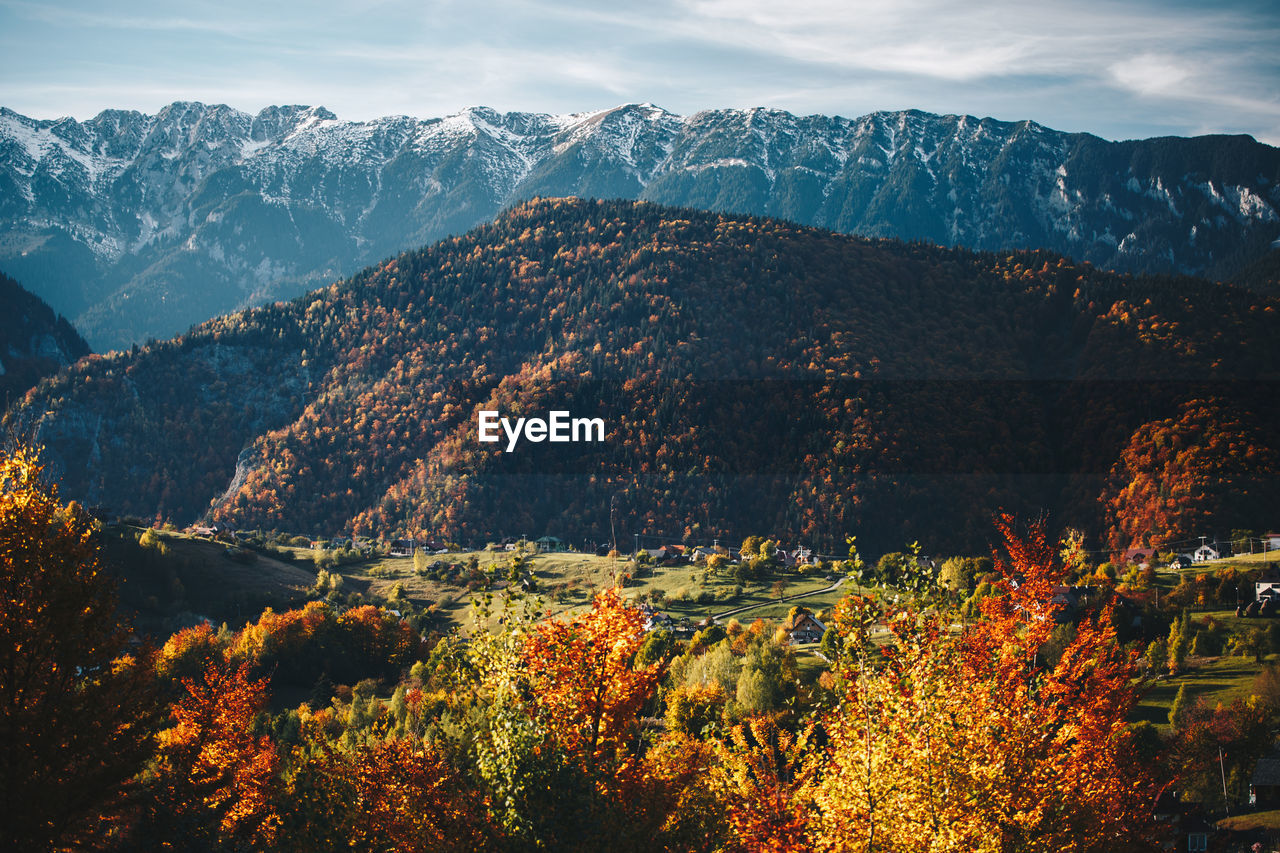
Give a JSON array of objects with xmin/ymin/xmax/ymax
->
[
  {"xmin": 1168, "ymin": 683, "xmax": 1191, "ymax": 730},
  {"xmin": 1167, "ymin": 611, "xmax": 1192, "ymax": 674}
]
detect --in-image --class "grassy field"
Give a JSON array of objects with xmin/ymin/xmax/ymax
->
[
  {"xmin": 102, "ymin": 526, "xmax": 843, "ymax": 637},
  {"xmin": 1134, "ymin": 654, "xmax": 1268, "ymax": 727},
  {"xmin": 105, "ymin": 528, "xmax": 1280, "ymax": 727},
  {"xmin": 351, "ymin": 549, "xmax": 625, "ymax": 631},
  {"xmin": 101, "ymin": 525, "xmax": 315, "ymax": 633},
  {"xmin": 1089, "ymin": 562, "xmax": 1280, "ymax": 727},
  {"xmin": 1200, "ymin": 549, "xmax": 1280, "ymax": 566},
  {"xmin": 1218, "ymin": 808, "xmax": 1280, "ymax": 832},
  {"xmin": 1164, "ymin": 551, "xmax": 1280, "ymax": 578},
  {"xmin": 331, "ymin": 547, "xmax": 843, "ymax": 633}
]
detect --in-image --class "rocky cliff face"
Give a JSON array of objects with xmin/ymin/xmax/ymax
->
[{"xmin": 3, "ymin": 102, "xmax": 1279, "ymax": 349}]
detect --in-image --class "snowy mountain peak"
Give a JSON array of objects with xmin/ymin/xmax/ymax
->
[
  {"xmin": 250, "ymin": 105, "xmax": 336, "ymax": 142},
  {"xmin": 2, "ymin": 102, "xmax": 1278, "ymax": 352}
]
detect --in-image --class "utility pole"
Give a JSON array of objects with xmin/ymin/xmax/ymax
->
[
  {"xmin": 1220, "ymin": 746, "xmax": 1230, "ymax": 816},
  {"xmin": 610, "ymin": 495, "xmax": 617, "ymax": 554}
]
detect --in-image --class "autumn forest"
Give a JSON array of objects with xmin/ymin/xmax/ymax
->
[
  {"xmin": 4, "ymin": 197, "xmax": 1280, "ymax": 851},
  {"xmin": 4, "ymin": 443, "xmax": 1247, "ymax": 852},
  {"xmin": 9, "ymin": 199, "xmax": 1279, "ymax": 556}
]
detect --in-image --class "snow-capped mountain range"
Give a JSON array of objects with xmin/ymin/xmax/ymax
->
[{"xmin": 2, "ymin": 101, "xmax": 1278, "ymax": 350}]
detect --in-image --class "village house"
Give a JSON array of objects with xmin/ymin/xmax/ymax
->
[
  {"xmin": 190, "ymin": 521, "xmax": 233, "ymax": 539},
  {"xmin": 1049, "ymin": 586, "xmax": 1096, "ymax": 623},
  {"xmin": 1256, "ymin": 567, "xmax": 1280, "ymax": 602},
  {"xmin": 784, "ymin": 611, "xmax": 827, "ymax": 645},
  {"xmin": 1050, "ymin": 585, "xmax": 1090, "ymax": 608},
  {"xmin": 1122, "ymin": 547, "xmax": 1155, "ymax": 566},
  {"xmin": 779, "ymin": 546, "xmax": 818, "ymax": 568},
  {"xmin": 637, "ymin": 604, "xmax": 672, "ymax": 632},
  {"xmin": 1193, "ymin": 542, "xmax": 1223, "ymax": 563},
  {"xmin": 1153, "ymin": 790, "xmax": 1220, "ymax": 852},
  {"xmin": 690, "ymin": 545, "xmax": 720, "ymax": 563}
]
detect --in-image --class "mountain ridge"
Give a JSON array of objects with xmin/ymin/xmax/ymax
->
[
  {"xmin": 0, "ymin": 271, "xmax": 89, "ymax": 405},
  {"xmin": 9, "ymin": 199, "xmax": 1278, "ymax": 555},
  {"xmin": 4, "ymin": 102, "xmax": 1278, "ymax": 350}
]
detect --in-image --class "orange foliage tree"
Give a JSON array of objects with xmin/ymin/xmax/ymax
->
[
  {"xmin": 727, "ymin": 517, "xmax": 1158, "ymax": 852},
  {"xmin": 1102, "ymin": 398, "xmax": 1280, "ymax": 550},
  {"xmin": 715, "ymin": 716, "xmax": 816, "ymax": 853},
  {"xmin": 525, "ymin": 587, "xmax": 718, "ymax": 848},
  {"xmin": 457, "ymin": 588, "xmax": 711, "ymax": 849},
  {"xmin": 155, "ymin": 622, "xmax": 227, "ymax": 687},
  {"xmin": 519, "ymin": 587, "xmax": 664, "ymax": 777},
  {"xmin": 1162, "ymin": 693, "xmax": 1273, "ymax": 811},
  {"xmin": 283, "ymin": 725, "xmax": 493, "ymax": 852},
  {"xmin": 0, "ymin": 442, "xmax": 157, "ymax": 849},
  {"xmin": 145, "ymin": 656, "xmax": 280, "ymax": 848}
]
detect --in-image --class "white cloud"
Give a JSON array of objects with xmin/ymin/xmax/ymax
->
[
  {"xmin": 1109, "ymin": 54, "xmax": 1192, "ymax": 98},
  {"xmin": 0, "ymin": 0, "xmax": 265, "ymax": 38}
]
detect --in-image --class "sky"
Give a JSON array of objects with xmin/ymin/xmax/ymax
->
[{"xmin": 2, "ymin": 0, "xmax": 1278, "ymax": 144}]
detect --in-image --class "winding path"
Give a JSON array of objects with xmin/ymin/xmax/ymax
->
[{"xmin": 707, "ymin": 575, "xmax": 848, "ymax": 623}]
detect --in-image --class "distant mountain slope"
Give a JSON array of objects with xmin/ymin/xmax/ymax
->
[
  {"xmin": 0, "ymin": 271, "xmax": 89, "ymax": 405},
  {"xmin": 2, "ymin": 102, "xmax": 1278, "ymax": 350},
  {"xmin": 9, "ymin": 199, "xmax": 1278, "ymax": 554}
]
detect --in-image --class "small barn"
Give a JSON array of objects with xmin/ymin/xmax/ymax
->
[{"xmin": 1253, "ymin": 757, "xmax": 1280, "ymax": 807}]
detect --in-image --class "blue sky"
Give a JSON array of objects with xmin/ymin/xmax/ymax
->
[{"xmin": 2, "ymin": 0, "xmax": 1278, "ymax": 143}]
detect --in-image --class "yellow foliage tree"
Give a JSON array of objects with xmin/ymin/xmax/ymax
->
[
  {"xmin": 0, "ymin": 442, "xmax": 157, "ymax": 849},
  {"xmin": 727, "ymin": 518, "xmax": 1157, "ymax": 852}
]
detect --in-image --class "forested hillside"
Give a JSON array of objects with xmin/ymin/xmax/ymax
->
[
  {"xmin": 0, "ymin": 271, "xmax": 89, "ymax": 405},
  {"xmin": 10, "ymin": 199, "xmax": 1279, "ymax": 554}
]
